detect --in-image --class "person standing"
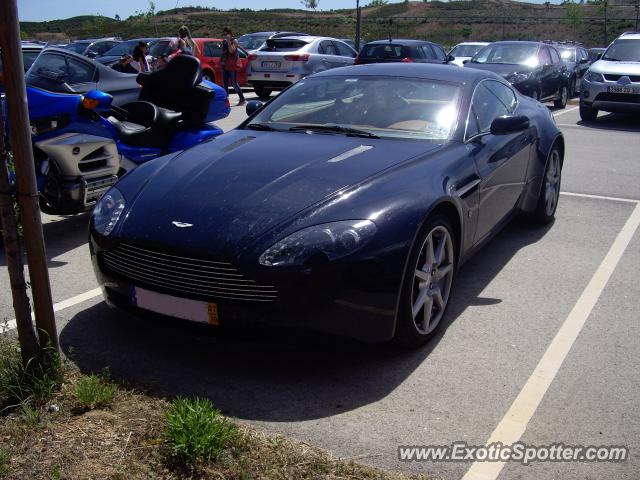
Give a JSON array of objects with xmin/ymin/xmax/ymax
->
[
  {"xmin": 130, "ymin": 41, "xmax": 150, "ymax": 72},
  {"xmin": 221, "ymin": 27, "xmax": 246, "ymax": 106},
  {"xmin": 177, "ymin": 25, "xmax": 200, "ymax": 56}
]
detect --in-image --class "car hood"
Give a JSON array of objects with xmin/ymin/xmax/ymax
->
[
  {"xmin": 589, "ymin": 59, "xmax": 640, "ymax": 75},
  {"xmin": 119, "ymin": 130, "xmax": 440, "ymax": 256},
  {"xmin": 464, "ymin": 62, "xmax": 533, "ymax": 78}
]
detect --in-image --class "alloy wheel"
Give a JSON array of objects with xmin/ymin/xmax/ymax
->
[
  {"xmin": 544, "ymin": 148, "xmax": 561, "ymax": 216},
  {"xmin": 411, "ymin": 225, "xmax": 454, "ymax": 335}
]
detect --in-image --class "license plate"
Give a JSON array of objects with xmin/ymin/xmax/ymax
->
[
  {"xmin": 607, "ymin": 85, "xmax": 640, "ymax": 94},
  {"xmin": 262, "ymin": 61, "xmax": 281, "ymax": 69},
  {"xmin": 131, "ymin": 286, "xmax": 219, "ymax": 326}
]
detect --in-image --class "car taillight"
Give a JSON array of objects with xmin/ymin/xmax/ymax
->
[
  {"xmin": 401, "ymin": 57, "xmax": 413, "ymax": 63},
  {"xmin": 248, "ymin": 54, "xmax": 257, "ymax": 61},
  {"xmin": 354, "ymin": 57, "xmax": 361, "ymax": 65},
  {"xmin": 284, "ymin": 54, "xmax": 310, "ymax": 61}
]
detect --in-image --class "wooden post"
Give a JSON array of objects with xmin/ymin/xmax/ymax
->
[
  {"xmin": 0, "ymin": 112, "xmax": 40, "ymax": 364},
  {"xmin": 0, "ymin": 0, "xmax": 58, "ymax": 351},
  {"xmin": 355, "ymin": 0, "xmax": 362, "ymax": 53}
]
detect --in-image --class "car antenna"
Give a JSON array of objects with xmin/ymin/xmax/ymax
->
[{"xmin": 388, "ymin": 32, "xmax": 392, "ymax": 42}]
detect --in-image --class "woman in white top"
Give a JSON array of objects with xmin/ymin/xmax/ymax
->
[{"xmin": 130, "ymin": 41, "xmax": 150, "ymax": 73}]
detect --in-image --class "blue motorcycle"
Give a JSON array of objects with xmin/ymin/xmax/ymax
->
[{"xmin": 8, "ymin": 55, "xmax": 230, "ymax": 215}]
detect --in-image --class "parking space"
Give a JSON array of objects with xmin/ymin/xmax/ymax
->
[{"xmin": 1, "ymin": 102, "xmax": 639, "ymax": 479}]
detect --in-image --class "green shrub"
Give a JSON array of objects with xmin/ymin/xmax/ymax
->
[
  {"xmin": 73, "ymin": 374, "xmax": 117, "ymax": 410},
  {"xmin": 0, "ymin": 340, "xmax": 63, "ymax": 411},
  {"xmin": 20, "ymin": 403, "xmax": 40, "ymax": 427},
  {"xmin": 0, "ymin": 448, "xmax": 10, "ymax": 476},
  {"xmin": 165, "ymin": 397, "xmax": 237, "ymax": 466}
]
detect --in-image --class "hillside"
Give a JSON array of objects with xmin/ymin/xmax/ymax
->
[{"xmin": 19, "ymin": 1, "xmax": 640, "ymax": 48}]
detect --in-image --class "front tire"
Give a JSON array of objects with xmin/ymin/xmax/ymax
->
[
  {"xmin": 579, "ymin": 103, "xmax": 598, "ymax": 122},
  {"xmin": 532, "ymin": 144, "xmax": 562, "ymax": 224},
  {"xmin": 554, "ymin": 84, "xmax": 568, "ymax": 109},
  {"xmin": 254, "ymin": 86, "xmax": 272, "ymax": 100},
  {"xmin": 394, "ymin": 214, "xmax": 456, "ymax": 348}
]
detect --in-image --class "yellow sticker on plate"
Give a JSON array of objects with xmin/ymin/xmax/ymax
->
[{"xmin": 208, "ymin": 303, "xmax": 219, "ymax": 326}]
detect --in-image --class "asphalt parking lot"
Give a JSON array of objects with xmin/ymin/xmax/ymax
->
[{"xmin": 1, "ymin": 98, "xmax": 639, "ymax": 480}]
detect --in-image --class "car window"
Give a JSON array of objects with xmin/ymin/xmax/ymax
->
[
  {"xmin": 431, "ymin": 44, "xmax": 446, "ymax": 61},
  {"xmin": 485, "ymin": 81, "xmax": 517, "ymax": 114},
  {"xmin": 64, "ymin": 42, "xmax": 89, "ymax": 54},
  {"xmin": 360, "ymin": 43, "xmax": 409, "ymax": 60},
  {"xmin": 420, "ymin": 45, "xmax": 436, "ymax": 60},
  {"xmin": 204, "ymin": 42, "xmax": 222, "ymax": 57},
  {"xmin": 263, "ymin": 39, "xmax": 309, "ymax": 52},
  {"xmin": 93, "ymin": 42, "xmax": 112, "ymax": 55},
  {"xmin": 539, "ymin": 48, "xmax": 552, "ymax": 66},
  {"xmin": 334, "ymin": 41, "xmax": 356, "ymax": 58},
  {"xmin": 319, "ymin": 40, "xmax": 339, "ymax": 56},
  {"xmin": 550, "ymin": 48, "xmax": 562, "ymax": 65},
  {"xmin": 67, "ymin": 57, "xmax": 95, "ymax": 84},
  {"xmin": 467, "ymin": 81, "xmax": 510, "ymax": 139},
  {"xmin": 22, "ymin": 50, "xmax": 41, "ymax": 71}
]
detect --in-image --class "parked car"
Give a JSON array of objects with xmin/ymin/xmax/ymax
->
[
  {"xmin": 0, "ymin": 41, "xmax": 44, "ymax": 87},
  {"xmin": 238, "ymin": 31, "xmax": 309, "ymax": 54},
  {"xmin": 546, "ymin": 41, "xmax": 590, "ymax": 95},
  {"xmin": 448, "ymin": 41, "xmax": 490, "ymax": 67},
  {"xmin": 193, "ymin": 38, "xmax": 249, "ymax": 87},
  {"xmin": 587, "ymin": 47, "xmax": 606, "ymax": 63},
  {"xmin": 247, "ymin": 36, "xmax": 357, "ymax": 100},
  {"xmin": 89, "ymin": 63, "xmax": 563, "ymax": 346},
  {"xmin": 579, "ymin": 32, "xmax": 640, "ymax": 121},
  {"xmin": 26, "ymin": 47, "xmax": 141, "ymax": 106},
  {"xmin": 63, "ymin": 38, "xmax": 121, "ymax": 58},
  {"xmin": 95, "ymin": 38, "xmax": 157, "ymax": 67},
  {"xmin": 465, "ymin": 41, "xmax": 568, "ymax": 108},
  {"xmin": 339, "ymin": 38, "xmax": 365, "ymax": 51},
  {"xmin": 356, "ymin": 39, "xmax": 449, "ymax": 65}
]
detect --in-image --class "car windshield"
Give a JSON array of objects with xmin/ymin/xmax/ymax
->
[
  {"xmin": 472, "ymin": 44, "xmax": 539, "ymax": 66},
  {"xmin": 360, "ymin": 43, "xmax": 410, "ymax": 59},
  {"xmin": 602, "ymin": 39, "xmax": 640, "ymax": 62},
  {"xmin": 247, "ymin": 76, "xmax": 461, "ymax": 142},
  {"xmin": 557, "ymin": 47, "xmax": 576, "ymax": 63},
  {"xmin": 64, "ymin": 42, "xmax": 89, "ymax": 54},
  {"xmin": 149, "ymin": 40, "xmax": 173, "ymax": 57},
  {"xmin": 103, "ymin": 41, "xmax": 138, "ymax": 56},
  {"xmin": 238, "ymin": 34, "xmax": 269, "ymax": 50},
  {"xmin": 450, "ymin": 44, "xmax": 485, "ymax": 58}
]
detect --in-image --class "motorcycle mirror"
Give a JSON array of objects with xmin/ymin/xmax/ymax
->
[
  {"xmin": 82, "ymin": 90, "xmax": 113, "ymax": 112},
  {"xmin": 246, "ymin": 100, "xmax": 264, "ymax": 116}
]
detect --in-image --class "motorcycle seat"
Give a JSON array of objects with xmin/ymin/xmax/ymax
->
[
  {"xmin": 110, "ymin": 101, "xmax": 184, "ymax": 148},
  {"xmin": 120, "ymin": 101, "xmax": 182, "ymax": 130}
]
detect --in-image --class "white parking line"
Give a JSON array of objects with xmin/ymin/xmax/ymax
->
[
  {"xmin": 463, "ymin": 201, "xmax": 640, "ymax": 480},
  {"xmin": 553, "ymin": 105, "xmax": 579, "ymax": 117},
  {"xmin": 561, "ymin": 191, "xmax": 639, "ymax": 204},
  {"xmin": 1, "ymin": 288, "xmax": 102, "ymax": 334}
]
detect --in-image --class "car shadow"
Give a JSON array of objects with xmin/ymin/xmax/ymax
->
[
  {"xmin": 576, "ymin": 112, "xmax": 640, "ymax": 132},
  {"xmin": 59, "ymin": 218, "xmax": 552, "ymax": 422},
  {"xmin": 0, "ymin": 212, "xmax": 90, "ymax": 268}
]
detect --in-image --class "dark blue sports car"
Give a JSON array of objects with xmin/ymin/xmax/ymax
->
[{"xmin": 90, "ymin": 63, "xmax": 564, "ymax": 347}]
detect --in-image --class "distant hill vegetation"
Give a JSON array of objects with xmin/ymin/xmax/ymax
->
[{"xmin": 20, "ymin": 0, "xmax": 640, "ymax": 48}]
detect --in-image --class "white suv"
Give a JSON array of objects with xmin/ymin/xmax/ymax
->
[{"xmin": 580, "ymin": 32, "xmax": 640, "ymax": 121}]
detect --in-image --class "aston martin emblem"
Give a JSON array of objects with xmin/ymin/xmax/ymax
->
[{"xmin": 171, "ymin": 221, "xmax": 194, "ymax": 228}]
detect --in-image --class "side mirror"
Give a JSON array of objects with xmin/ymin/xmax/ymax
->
[
  {"xmin": 246, "ymin": 99, "xmax": 263, "ymax": 116},
  {"xmin": 579, "ymin": 58, "xmax": 589, "ymax": 64},
  {"xmin": 462, "ymin": 59, "xmax": 470, "ymax": 65},
  {"xmin": 446, "ymin": 54, "xmax": 455, "ymax": 63},
  {"xmin": 595, "ymin": 53, "xmax": 603, "ymax": 60},
  {"xmin": 490, "ymin": 115, "xmax": 530, "ymax": 135},
  {"xmin": 82, "ymin": 90, "xmax": 113, "ymax": 112},
  {"xmin": 86, "ymin": 50, "xmax": 98, "ymax": 58}
]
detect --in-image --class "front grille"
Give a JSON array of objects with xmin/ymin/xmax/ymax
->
[
  {"xmin": 100, "ymin": 243, "xmax": 278, "ymax": 303},
  {"xmin": 594, "ymin": 92, "xmax": 640, "ymax": 104},
  {"xmin": 604, "ymin": 74, "xmax": 640, "ymax": 83}
]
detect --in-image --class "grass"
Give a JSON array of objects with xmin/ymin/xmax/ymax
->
[
  {"xmin": 165, "ymin": 397, "xmax": 238, "ymax": 467},
  {"xmin": 0, "ymin": 448, "xmax": 9, "ymax": 476},
  {"xmin": 73, "ymin": 373, "xmax": 117, "ymax": 411},
  {"xmin": 19, "ymin": 403, "xmax": 40, "ymax": 427}
]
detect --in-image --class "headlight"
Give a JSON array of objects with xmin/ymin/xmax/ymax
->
[
  {"xmin": 508, "ymin": 72, "xmax": 533, "ymax": 84},
  {"xmin": 258, "ymin": 220, "xmax": 377, "ymax": 267},
  {"xmin": 584, "ymin": 71, "xmax": 604, "ymax": 83},
  {"xmin": 92, "ymin": 187, "xmax": 125, "ymax": 236}
]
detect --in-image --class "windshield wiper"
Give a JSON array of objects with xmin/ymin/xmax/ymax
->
[
  {"xmin": 289, "ymin": 124, "xmax": 380, "ymax": 139},
  {"xmin": 245, "ymin": 123, "xmax": 279, "ymax": 131}
]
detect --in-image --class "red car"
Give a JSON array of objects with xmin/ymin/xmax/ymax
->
[{"xmin": 193, "ymin": 38, "xmax": 249, "ymax": 87}]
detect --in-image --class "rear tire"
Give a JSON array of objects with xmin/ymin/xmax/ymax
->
[
  {"xmin": 579, "ymin": 103, "xmax": 598, "ymax": 122},
  {"xmin": 202, "ymin": 70, "xmax": 216, "ymax": 84},
  {"xmin": 554, "ymin": 84, "xmax": 568, "ymax": 109},
  {"xmin": 254, "ymin": 86, "xmax": 272, "ymax": 100},
  {"xmin": 531, "ymin": 144, "xmax": 562, "ymax": 224},
  {"xmin": 394, "ymin": 214, "xmax": 457, "ymax": 348}
]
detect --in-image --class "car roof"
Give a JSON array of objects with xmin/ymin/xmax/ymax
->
[
  {"xmin": 618, "ymin": 32, "xmax": 640, "ymax": 40},
  {"xmin": 364, "ymin": 39, "xmax": 439, "ymax": 45},
  {"xmin": 312, "ymin": 62, "xmax": 501, "ymax": 84},
  {"xmin": 454, "ymin": 42, "xmax": 490, "ymax": 46},
  {"xmin": 490, "ymin": 41, "xmax": 544, "ymax": 47}
]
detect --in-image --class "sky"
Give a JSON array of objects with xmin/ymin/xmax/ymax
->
[{"xmin": 18, "ymin": 0, "xmax": 561, "ymax": 22}]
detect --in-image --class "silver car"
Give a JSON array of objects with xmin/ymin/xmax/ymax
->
[
  {"xmin": 580, "ymin": 32, "xmax": 640, "ymax": 121},
  {"xmin": 247, "ymin": 36, "xmax": 357, "ymax": 99}
]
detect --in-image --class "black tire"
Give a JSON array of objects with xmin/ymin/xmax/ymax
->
[
  {"xmin": 554, "ymin": 84, "xmax": 568, "ymax": 109},
  {"xmin": 394, "ymin": 214, "xmax": 457, "ymax": 348},
  {"xmin": 579, "ymin": 103, "xmax": 598, "ymax": 122},
  {"xmin": 531, "ymin": 144, "xmax": 562, "ymax": 224},
  {"xmin": 254, "ymin": 86, "xmax": 272, "ymax": 100},
  {"xmin": 569, "ymin": 77, "xmax": 577, "ymax": 97}
]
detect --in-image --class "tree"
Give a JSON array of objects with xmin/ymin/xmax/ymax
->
[
  {"xmin": 565, "ymin": 3, "xmax": 583, "ymax": 30},
  {"xmin": 115, "ymin": 14, "xmax": 121, "ymax": 21},
  {"xmin": 369, "ymin": 0, "xmax": 388, "ymax": 6},
  {"xmin": 301, "ymin": 0, "xmax": 319, "ymax": 11}
]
